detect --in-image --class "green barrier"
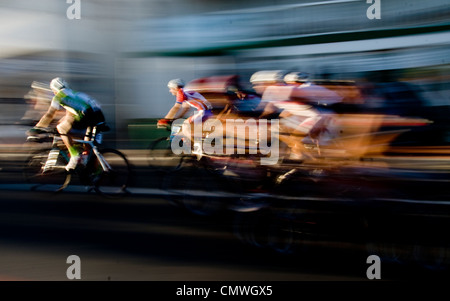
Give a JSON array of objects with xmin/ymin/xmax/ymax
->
[{"xmin": 127, "ymin": 118, "xmax": 171, "ymax": 149}]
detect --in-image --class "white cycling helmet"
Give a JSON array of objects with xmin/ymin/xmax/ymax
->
[
  {"xmin": 167, "ymin": 78, "xmax": 185, "ymax": 89},
  {"xmin": 249, "ymin": 70, "xmax": 285, "ymax": 84},
  {"xmin": 284, "ymin": 72, "xmax": 309, "ymax": 83},
  {"xmin": 50, "ymin": 77, "xmax": 69, "ymax": 93}
]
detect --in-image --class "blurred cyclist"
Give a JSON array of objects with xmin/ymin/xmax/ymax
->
[
  {"xmin": 157, "ymin": 78, "xmax": 213, "ymax": 154},
  {"xmin": 28, "ymin": 77, "xmax": 105, "ymax": 171},
  {"xmin": 249, "ymin": 70, "xmax": 286, "ymax": 96},
  {"xmin": 260, "ymin": 72, "xmax": 342, "ymax": 161},
  {"xmin": 218, "ymin": 85, "xmax": 262, "ymax": 119},
  {"xmin": 284, "ymin": 71, "xmax": 309, "ymax": 86}
]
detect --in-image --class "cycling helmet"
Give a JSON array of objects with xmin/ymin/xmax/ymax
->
[
  {"xmin": 284, "ymin": 72, "xmax": 309, "ymax": 83},
  {"xmin": 249, "ymin": 70, "xmax": 285, "ymax": 84},
  {"xmin": 50, "ymin": 77, "xmax": 69, "ymax": 93},
  {"xmin": 167, "ymin": 78, "xmax": 185, "ymax": 89}
]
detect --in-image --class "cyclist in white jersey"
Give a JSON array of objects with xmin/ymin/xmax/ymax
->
[
  {"xmin": 259, "ymin": 72, "xmax": 342, "ymax": 161},
  {"xmin": 28, "ymin": 77, "xmax": 105, "ymax": 171},
  {"xmin": 158, "ymin": 78, "xmax": 213, "ymax": 154}
]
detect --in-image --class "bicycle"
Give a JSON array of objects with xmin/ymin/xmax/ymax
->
[
  {"xmin": 23, "ymin": 122, "xmax": 131, "ymax": 198},
  {"xmin": 147, "ymin": 119, "xmax": 187, "ymax": 173},
  {"xmin": 148, "ymin": 118, "xmax": 271, "ymax": 216}
]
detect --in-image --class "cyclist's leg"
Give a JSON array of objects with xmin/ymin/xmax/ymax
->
[
  {"xmin": 57, "ymin": 112, "xmax": 78, "ymax": 158},
  {"xmin": 278, "ymin": 116, "xmax": 305, "ymax": 160},
  {"xmin": 191, "ymin": 112, "xmax": 203, "ymax": 136},
  {"xmin": 181, "ymin": 115, "xmax": 200, "ymax": 151},
  {"xmin": 192, "ymin": 111, "xmax": 209, "ymax": 155},
  {"xmin": 181, "ymin": 118, "xmax": 192, "ymax": 144}
]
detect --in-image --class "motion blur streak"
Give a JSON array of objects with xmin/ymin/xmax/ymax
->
[{"xmin": 0, "ymin": 0, "xmax": 449, "ymax": 278}]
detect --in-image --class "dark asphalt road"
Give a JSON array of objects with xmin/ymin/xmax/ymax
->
[
  {"xmin": 0, "ymin": 144, "xmax": 450, "ymax": 285},
  {"xmin": 0, "ymin": 189, "xmax": 370, "ymax": 281}
]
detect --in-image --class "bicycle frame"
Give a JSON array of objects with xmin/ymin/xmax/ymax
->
[
  {"xmin": 73, "ymin": 138, "xmax": 111, "ymax": 172},
  {"xmin": 170, "ymin": 123, "xmax": 182, "ymax": 141},
  {"xmin": 46, "ymin": 125, "xmax": 111, "ymax": 173}
]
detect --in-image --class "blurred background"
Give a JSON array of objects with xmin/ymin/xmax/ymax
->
[
  {"xmin": 0, "ymin": 0, "xmax": 449, "ymax": 148},
  {"xmin": 0, "ymin": 0, "xmax": 450, "ymax": 280}
]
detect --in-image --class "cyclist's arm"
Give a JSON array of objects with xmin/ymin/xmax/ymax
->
[
  {"xmin": 35, "ymin": 105, "xmax": 57, "ymax": 128},
  {"xmin": 174, "ymin": 102, "xmax": 191, "ymax": 118},
  {"xmin": 164, "ymin": 103, "xmax": 181, "ymax": 119}
]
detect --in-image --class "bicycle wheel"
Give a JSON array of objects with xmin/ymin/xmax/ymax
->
[
  {"xmin": 147, "ymin": 137, "xmax": 185, "ymax": 173},
  {"xmin": 92, "ymin": 148, "xmax": 131, "ymax": 198},
  {"xmin": 23, "ymin": 148, "xmax": 71, "ymax": 192}
]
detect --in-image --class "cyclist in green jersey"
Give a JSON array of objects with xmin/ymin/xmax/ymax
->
[{"xmin": 28, "ymin": 77, "xmax": 105, "ymax": 171}]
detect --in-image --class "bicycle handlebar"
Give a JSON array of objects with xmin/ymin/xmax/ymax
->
[
  {"xmin": 157, "ymin": 118, "xmax": 174, "ymax": 130},
  {"xmin": 157, "ymin": 124, "xmax": 172, "ymax": 130}
]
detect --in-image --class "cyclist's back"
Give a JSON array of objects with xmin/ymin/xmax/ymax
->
[{"xmin": 53, "ymin": 88, "xmax": 104, "ymax": 128}]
